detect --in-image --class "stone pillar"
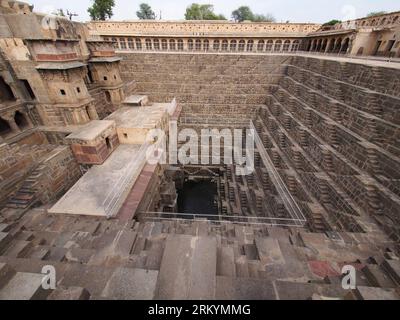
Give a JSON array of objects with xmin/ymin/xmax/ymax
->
[
  {"xmin": 21, "ymin": 110, "xmax": 34, "ymax": 128},
  {"xmin": 87, "ymin": 105, "xmax": 99, "ymax": 120},
  {"xmin": 3, "ymin": 114, "xmax": 21, "ymax": 134},
  {"xmin": 325, "ymin": 39, "xmax": 331, "ymax": 53}
]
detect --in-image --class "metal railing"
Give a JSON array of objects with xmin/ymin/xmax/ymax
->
[
  {"xmin": 251, "ymin": 121, "xmax": 307, "ymax": 227},
  {"xmin": 141, "ymin": 211, "xmax": 306, "ymax": 227}
]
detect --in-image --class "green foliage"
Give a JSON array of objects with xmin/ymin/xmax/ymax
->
[
  {"xmin": 231, "ymin": 6, "xmax": 254, "ymax": 22},
  {"xmin": 136, "ymin": 3, "xmax": 156, "ymax": 20},
  {"xmin": 322, "ymin": 19, "xmax": 341, "ymax": 26},
  {"xmin": 185, "ymin": 3, "xmax": 226, "ymax": 20},
  {"xmin": 366, "ymin": 11, "xmax": 387, "ymax": 17},
  {"xmin": 231, "ymin": 6, "xmax": 275, "ymax": 22},
  {"xmin": 253, "ymin": 13, "xmax": 276, "ymax": 22},
  {"xmin": 87, "ymin": 0, "xmax": 115, "ymax": 21}
]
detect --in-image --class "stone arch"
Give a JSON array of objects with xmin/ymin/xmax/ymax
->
[
  {"xmin": 169, "ymin": 39, "xmax": 176, "ymax": 50},
  {"xmin": 266, "ymin": 40, "xmax": 273, "ymax": 51},
  {"xmin": 283, "ymin": 40, "xmax": 291, "ymax": 52},
  {"xmin": 195, "ymin": 39, "xmax": 201, "ymax": 51},
  {"xmin": 14, "ymin": 111, "xmax": 29, "ymax": 130},
  {"xmin": 188, "ymin": 39, "xmax": 194, "ymax": 50},
  {"xmin": 238, "ymin": 40, "xmax": 245, "ymax": 51},
  {"xmin": 321, "ymin": 39, "xmax": 328, "ymax": 51},
  {"xmin": 153, "ymin": 38, "xmax": 160, "ymax": 50},
  {"xmin": 0, "ymin": 76, "xmax": 16, "ymax": 102},
  {"xmin": 161, "ymin": 39, "xmax": 168, "ymax": 50},
  {"xmin": 177, "ymin": 39, "xmax": 184, "ymax": 51},
  {"xmin": 111, "ymin": 37, "xmax": 118, "ymax": 49},
  {"xmin": 145, "ymin": 38, "xmax": 152, "ymax": 50},
  {"xmin": 0, "ymin": 116, "xmax": 11, "ymax": 137},
  {"xmin": 213, "ymin": 39, "xmax": 220, "ymax": 51},
  {"xmin": 334, "ymin": 38, "xmax": 342, "ymax": 52},
  {"xmin": 328, "ymin": 38, "xmax": 336, "ymax": 52},
  {"xmin": 246, "ymin": 40, "xmax": 254, "ymax": 51},
  {"xmin": 203, "ymin": 39, "xmax": 209, "ymax": 51},
  {"xmin": 341, "ymin": 37, "xmax": 350, "ymax": 53},
  {"xmin": 127, "ymin": 37, "xmax": 134, "ymax": 49},
  {"xmin": 221, "ymin": 40, "xmax": 228, "ymax": 51},
  {"xmin": 135, "ymin": 38, "xmax": 142, "ymax": 50},
  {"xmin": 274, "ymin": 40, "xmax": 282, "ymax": 52},
  {"xmin": 119, "ymin": 38, "xmax": 127, "ymax": 50},
  {"xmin": 230, "ymin": 40, "xmax": 237, "ymax": 51},
  {"xmin": 105, "ymin": 91, "xmax": 111, "ymax": 103},
  {"xmin": 257, "ymin": 40, "xmax": 265, "ymax": 52},
  {"xmin": 291, "ymin": 40, "xmax": 300, "ymax": 52}
]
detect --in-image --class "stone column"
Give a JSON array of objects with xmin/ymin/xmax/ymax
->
[
  {"xmin": 87, "ymin": 105, "xmax": 99, "ymax": 120},
  {"xmin": 21, "ymin": 110, "xmax": 34, "ymax": 128},
  {"xmin": 325, "ymin": 39, "xmax": 331, "ymax": 53},
  {"xmin": 3, "ymin": 114, "xmax": 21, "ymax": 134}
]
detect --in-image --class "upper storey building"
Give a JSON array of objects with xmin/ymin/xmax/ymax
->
[
  {"xmin": 0, "ymin": 0, "xmax": 124, "ymax": 141},
  {"xmin": 88, "ymin": 20, "xmax": 320, "ymax": 53},
  {"xmin": 306, "ymin": 11, "xmax": 400, "ymax": 57},
  {"xmin": 88, "ymin": 12, "xmax": 400, "ymax": 58}
]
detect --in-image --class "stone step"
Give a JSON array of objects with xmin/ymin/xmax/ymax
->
[
  {"xmin": 101, "ymin": 267, "xmax": 158, "ymax": 300},
  {"xmin": 381, "ymin": 259, "xmax": 400, "ymax": 285},
  {"xmin": 255, "ymin": 237, "xmax": 285, "ymax": 266},
  {"xmin": 60, "ymin": 264, "xmax": 116, "ymax": 297},
  {"xmin": 155, "ymin": 234, "xmax": 217, "ymax": 299},
  {"xmin": 235, "ymin": 256, "xmax": 250, "ymax": 278},
  {"xmin": 0, "ymin": 232, "xmax": 12, "ymax": 253},
  {"xmin": 47, "ymin": 286, "xmax": 91, "ymax": 300},
  {"xmin": 274, "ymin": 280, "xmax": 346, "ymax": 300},
  {"xmin": 0, "ymin": 272, "xmax": 52, "ymax": 300},
  {"xmin": 144, "ymin": 237, "xmax": 165, "ymax": 270},
  {"xmin": 0, "ymin": 263, "xmax": 16, "ymax": 290},
  {"xmin": 362, "ymin": 265, "xmax": 397, "ymax": 288},
  {"xmin": 346, "ymin": 286, "xmax": 400, "ymax": 300},
  {"xmin": 217, "ymin": 245, "xmax": 236, "ymax": 277},
  {"xmin": 216, "ymin": 276, "xmax": 276, "ymax": 300},
  {"xmin": 0, "ymin": 224, "xmax": 11, "ymax": 233},
  {"xmin": 3, "ymin": 240, "xmax": 33, "ymax": 258}
]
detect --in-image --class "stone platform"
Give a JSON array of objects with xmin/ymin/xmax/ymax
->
[{"xmin": 48, "ymin": 144, "xmax": 147, "ymax": 217}]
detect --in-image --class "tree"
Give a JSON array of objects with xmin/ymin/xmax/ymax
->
[
  {"xmin": 253, "ymin": 13, "xmax": 276, "ymax": 22},
  {"xmin": 323, "ymin": 19, "xmax": 342, "ymax": 26},
  {"xmin": 231, "ymin": 6, "xmax": 254, "ymax": 22},
  {"xmin": 366, "ymin": 11, "xmax": 386, "ymax": 17},
  {"xmin": 87, "ymin": 0, "xmax": 115, "ymax": 21},
  {"xmin": 231, "ymin": 6, "xmax": 275, "ymax": 22},
  {"xmin": 136, "ymin": 3, "xmax": 156, "ymax": 20},
  {"xmin": 185, "ymin": 3, "xmax": 226, "ymax": 20}
]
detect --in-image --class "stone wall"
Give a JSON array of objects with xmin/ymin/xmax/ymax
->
[
  {"xmin": 119, "ymin": 51, "xmax": 400, "ymax": 241},
  {"xmin": 36, "ymin": 146, "xmax": 82, "ymax": 204}
]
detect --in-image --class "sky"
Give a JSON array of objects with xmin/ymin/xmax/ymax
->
[{"xmin": 28, "ymin": 0, "xmax": 400, "ymax": 23}]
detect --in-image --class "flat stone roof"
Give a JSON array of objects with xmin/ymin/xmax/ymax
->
[
  {"xmin": 48, "ymin": 144, "xmax": 147, "ymax": 217},
  {"xmin": 89, "ymin": 57, "xmax": 122, "ymax": 63},
  {"xmin": 123, "ymin": 95, "xmax": 148, "ymax": 105},
  {"xmin": 66, "ymin": 120, "xmax": 115, "ymax": 141},
  {"xmin": 106, "ymin": 106, "xmax": 167, "ymax": 129},
  {"xmin": 36, "ymin": 61, "xmax": 86, "ymax": 70}
]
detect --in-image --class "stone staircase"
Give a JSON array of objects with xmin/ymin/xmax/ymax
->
[
  {"xmin": 0, "ymin": 206, "xmax": 399, "ymax": 299},
  {"xmin": 6, "ymin": 164, "xmax": 45, "ymax": 209}
]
